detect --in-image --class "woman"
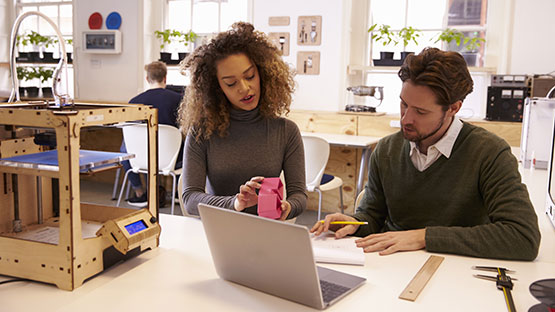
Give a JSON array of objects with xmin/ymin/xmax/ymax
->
[{"xmin": 178, "ymin": 22, "xmax": 307, "ymax": 220}]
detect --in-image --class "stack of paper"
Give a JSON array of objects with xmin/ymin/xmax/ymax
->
[{"xmin": 311, "ymin": 232, "xmax": 365, "ymax": 266}]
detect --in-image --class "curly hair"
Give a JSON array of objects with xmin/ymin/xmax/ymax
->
[
  {"xmin": 178, "ymin": 22, "xmax": 295, "ymax": 140},
  {"xmin": 398, "ymin": 47, "xmax": 473, "ymax": 110}
]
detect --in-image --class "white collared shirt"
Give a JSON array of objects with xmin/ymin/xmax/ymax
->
[{"xmin": 409, "ymin": 117, "xmax": 463, "ymax": 172}]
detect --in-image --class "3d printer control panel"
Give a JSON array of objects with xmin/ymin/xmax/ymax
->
[{"xmin": 96, "ymin": 208, "xmax": 160, "ymax": 254}]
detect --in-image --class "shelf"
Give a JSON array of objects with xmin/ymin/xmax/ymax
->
[{"xmin": 347, "ymin": 64, "xmax": 497, "ymax": 75}]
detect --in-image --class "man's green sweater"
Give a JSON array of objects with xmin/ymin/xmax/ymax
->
[{"xmin": 353, "ymin": 122, "xmax": 540, "ymax": 260}]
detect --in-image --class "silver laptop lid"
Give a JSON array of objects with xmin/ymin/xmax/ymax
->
[{"xmin": 198, "ymin": 203, "xmax": 325, "ymax": 309}]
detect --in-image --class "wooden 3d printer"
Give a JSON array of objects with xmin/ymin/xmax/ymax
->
[{"xmin": 0, "ymin": 12, "xmax": 161, "ymax": 290}]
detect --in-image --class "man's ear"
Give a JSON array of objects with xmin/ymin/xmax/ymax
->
[{"xmin": 448, "ymin": 100, "xmax": 462, "ymax": 116}]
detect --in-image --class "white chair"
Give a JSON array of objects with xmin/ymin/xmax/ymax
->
[
  {"xmin": 302, "ymin": 135, "xmax": 344, "ymax": 220},
  {"xmin": 355, "ymin": 188, "xmax": 365, "ymax": 210},
  {"xmin": 116, "ymin": 124, "xmax": 182, "ymax": 215}
]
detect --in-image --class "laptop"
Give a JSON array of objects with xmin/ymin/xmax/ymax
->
[{"xmin": 198, "ymin": 203, "xmax": 366, "ymax": 310}]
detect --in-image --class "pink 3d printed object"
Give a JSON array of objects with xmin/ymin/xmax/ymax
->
[{"xmin": 257, "ymin": 177, "xmax": 283, "ymax": 219}]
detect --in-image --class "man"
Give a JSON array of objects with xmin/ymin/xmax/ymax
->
[
  {"xmin": 311, "ymin": 48, "xmax": 540, "ymax": 261},
  {"xmin": 123, "ymin": 61, "xmax": 183, "ymax": 207}
]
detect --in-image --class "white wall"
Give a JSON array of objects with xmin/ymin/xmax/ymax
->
[
  {"xmin": 509, "ymin": 0, "xmax": 555, "ymax": 75},
  {"xmin": 253, "ymin": 0, "xmax": 348, "ymax": 111},
  {"xmin": 73, "ymin": 0, "xmax": 145, "ymax": 102}
]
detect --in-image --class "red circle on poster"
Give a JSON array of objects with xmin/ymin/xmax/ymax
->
[{"xmin": 88, "ymin": 12, "xmax": 103, "ymax": 30}]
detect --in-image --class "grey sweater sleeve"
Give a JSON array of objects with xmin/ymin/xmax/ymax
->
[
  {"xmin": 281, "ymin": 120, "xmax": 307, "ymax": 218},
  {"xmin": 181, "ymin": 133, "xmax": 237, "ymax": 216}
]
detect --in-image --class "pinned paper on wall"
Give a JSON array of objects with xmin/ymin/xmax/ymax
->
[{"xmin": 257, "ymin": 177, "xmax": 283, "ymax": 219}]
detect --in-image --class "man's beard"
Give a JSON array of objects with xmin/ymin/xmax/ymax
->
[{"xmin": 401, "ymin": 111, "xmax": 446, "ymax": 144}]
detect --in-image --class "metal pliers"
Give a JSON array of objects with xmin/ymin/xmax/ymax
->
[{"xmin": 472, "ymin": 266, "xmax": 517, "ymax": 312}]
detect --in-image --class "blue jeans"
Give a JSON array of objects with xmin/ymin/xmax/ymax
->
[{"xmin": 120, "ymin": 141, "xmax": 143, "ymax": 191}]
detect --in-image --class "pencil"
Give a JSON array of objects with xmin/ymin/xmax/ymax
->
[{"xmin": 318, "ymin": 221, "xmax": 368, "ymax": 225}]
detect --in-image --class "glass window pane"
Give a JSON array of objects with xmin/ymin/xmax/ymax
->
[
  {"xmin": 20, "ymin": 6, "xmax": 38, "ymax": 31},
  {"xmin": 59, "ymin": 4, "xmax": 72, "ymax": 36},
  {"xmin": 221, "ymin": 0, "xmax": 248, "ymax": 31},
  {"xmin": 38, "ymin": 5, "xmax": 58, "ymax": 36},
  {"xmin": 168, "ymin": 0, "xmax": 192, "ymax": 31},
  {"xmin": 192, "ymin": 2, "xmax": 218, "ymax": 33},
  {"xmin": 447, "ymin": 0, "xmax": 486, "ymax": 26},
  {"xmin": 370, "ymin": 0, "xmax": 406, "ymax": 30},
  {"xmin": 407, "ymin": 0, "xmax": 446, "ymax": 29}
]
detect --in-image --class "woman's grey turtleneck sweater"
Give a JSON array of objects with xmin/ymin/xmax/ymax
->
[{"xmin": 181, "ymin": 107, "xmax": 307, "ymax": 218}]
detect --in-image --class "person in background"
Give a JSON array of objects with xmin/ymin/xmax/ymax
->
[
  {"xmin": 178, "ymin": 22, "xmax": 307, "ymax": 220},
  {"xmin": 124, "ymin": 61, "xmax": 183, "ymax": 207},
  {"xmin": 311, "ymin": 47, "xmax": 540, "ymax": 260}
]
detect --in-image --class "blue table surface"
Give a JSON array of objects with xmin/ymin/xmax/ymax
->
[{"xmin": 0, "ymin": 150, "xmax": 131, "ymax": 171}]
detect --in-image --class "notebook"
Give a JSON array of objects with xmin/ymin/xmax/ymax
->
[
  {"xmin": 198, "ymin": 203, "xmax": 366, "ymax": 310},
  {"xmin": 311, "ymin": 232, "xmax": 366, "ymax": 266}
]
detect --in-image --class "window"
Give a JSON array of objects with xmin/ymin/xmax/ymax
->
[
  {"xmin": 363, "ymin": 0, "xmax": 489, "ymax": 117},
  {"xmin": 16, "ymin": 0, "xmax": 73, "ymax": 52},
  {"xmin": 369, "ymin": 0, "xmax": 487, "ymax": 67},
  {"xmin": 15, "ymin": 0, "xmax": 74, "ymax": 97},
  {"xmin": 166, "ymin": 0, "xmax": 249, "ymax": 38},
  {"xmin": 164, "ymin": 0, "xmax": 250, "ymax": 84}
]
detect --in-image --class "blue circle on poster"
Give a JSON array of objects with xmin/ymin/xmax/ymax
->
[{"xmin": 106, "ymin": 12, "xmax": 122, "ymax": 30}]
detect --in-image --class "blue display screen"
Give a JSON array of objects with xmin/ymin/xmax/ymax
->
[{"xmin": 125, "ymin": 220, "xmax": 148, "ymax": 235}]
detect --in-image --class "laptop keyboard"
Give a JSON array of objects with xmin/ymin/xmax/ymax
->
[{"xmin": 320, "ymin": 280, "xmax": 351, "ymax": 303}]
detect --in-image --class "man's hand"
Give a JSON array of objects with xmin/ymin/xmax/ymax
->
[
  {"xmin": 355, "ymin": 229, "xmax": 426, "ymax": 255},
  {"xmin": 310, "ymin": 213, "xmax": 360, "ymax": 238},
  {"xmin": 234, "ymin": 176, "xmax": 264, "ymax": 212}
]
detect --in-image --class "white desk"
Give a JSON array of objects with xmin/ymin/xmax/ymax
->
[
  {"xmin": 301, "ymin": 132, "xmax": 382, "ymax": 196},
  {"xmin": 1, "ymin": 167, "xmax": 554, "ymax": 312}
]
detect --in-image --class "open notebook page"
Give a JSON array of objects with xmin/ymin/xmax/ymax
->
[{"xmin": 311, "ymin": 231, "xmax": 365, "ymax": 266}]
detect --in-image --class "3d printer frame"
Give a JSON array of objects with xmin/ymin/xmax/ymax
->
[{"xmin": 0, "ymin": 102, "xmax": 160, "ymax": 290}]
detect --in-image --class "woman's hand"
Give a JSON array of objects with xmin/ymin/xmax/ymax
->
[
  {"xmin": 279, "ymin": 200, "xmax": 291, "ymax": 220},
  {"xmin": 310, "ymin": 213, "xmax": 360, "ymax": 238},
  {"xmin": 234, "ymin": 176, "xmax": 264, "ymax": 212}
]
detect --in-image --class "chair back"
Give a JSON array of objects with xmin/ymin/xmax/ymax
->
[
  {"xmin": 122, "ymin": 124, "xmax": 182, "ymax": 174},
  {"xmin": 301, "ymin": 135, "xmax": 330, "ymax": 191}
]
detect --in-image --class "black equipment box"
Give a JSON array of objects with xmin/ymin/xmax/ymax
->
[{"xmin": 486, "ymin": 86, "xmax": 528, "ymax": 122}]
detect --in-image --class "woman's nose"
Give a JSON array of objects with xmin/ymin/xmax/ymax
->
[{"xmin": 238, "ymin": 79, "xmax": 249, "ymax": 94}]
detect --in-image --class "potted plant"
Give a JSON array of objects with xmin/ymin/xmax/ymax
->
[
  {"xmin": 155, "ymin": 29, "xmax": 182, "ymax": 63},
  {"xmin": 398, "ymin": 26, "xmax": 422, "ymax": 61},
  {"xmin": 368, "ymin": 24, "xmax": 422, "ymax": 66},
  {"xmin": 177, "ymin": 30, "xmax": 197, "ymax": 61},
  {"xmin": 368, "ymin": 24, "xmax": 398, "ymax": 61},
  {"xmin": 17, "ymin": 66, "xmax": 40, "ymax": 97},
  {"xmin": 38, "ymin": 67, "xmax": 54, "ymax": 98},
  {"xmin": 16, "ymin": 67, "xmax": 28, "ymax": 97},
  {"xmin": 26, "ymin": 31, "xmax": 54, "ymax": 62},
  {"xmin": 460, "ymin": 34, "xmax": 485, "ymax": 67},
  {"xmin": 435, "ymin": 29, "xmax": 485, "ymax": 67},
  {"xmin": 16, "ymin": 34, "xmax": 31, "ymax": 62},
  {"xmin": 65, "ymin": 38, "xmax": 73, "ymax": 63},
  {"xmin": 53, "ymin": 37, "xmax": 73, "ymax": 63}
]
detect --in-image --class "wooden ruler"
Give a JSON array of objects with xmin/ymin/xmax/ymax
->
[{"xmin": 399, "ymin": 255, "xmax": 444, "ymax": 301}]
